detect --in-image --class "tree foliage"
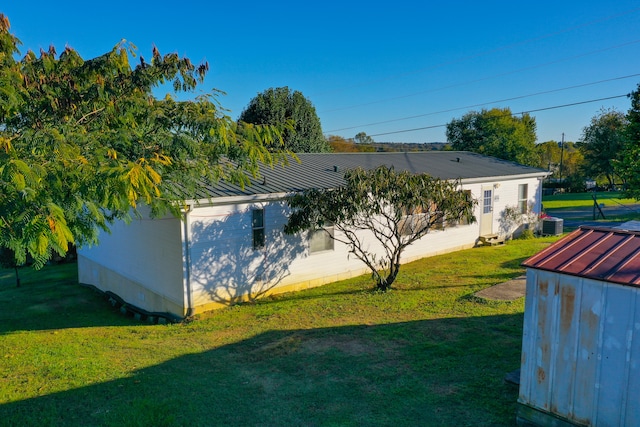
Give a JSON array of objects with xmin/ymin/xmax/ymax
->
[
  {"xmin": 578, "ymin": 108, "xmax": 627, "ymax": 189},
  {"xmin": 618, "ymin": 83, "xmax": 640, "ymax": 199},
  {"xmin": 535, "ymin": 140, "xmax": 585, "ymax": 191},
  {"xmin": 327, "ymin": 135, "xmax": 375, "ymax": 152},
  {"xmin": 446, "ymin": 108, "xmax": 538, "ymax": 166},
  {"xmin": 354, "ymin": 131, "xmax": 374, "ymax": 144},
  {"xmin": 239, "ymin": 86, "xmax": 329, "ymax": 153},
  {"xmin": 284, "ymin": 166, "xmax": 476, "ymax": 291},
  {"xmin": 0, "ymin": 14, "xmax": 287, "ymax": 268}
]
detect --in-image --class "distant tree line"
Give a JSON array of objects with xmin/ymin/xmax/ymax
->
[{"xmin": 240, "ymin": 83, "xmax": 640, "ymax": 199}]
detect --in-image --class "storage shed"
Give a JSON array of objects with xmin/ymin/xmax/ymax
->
[{"xmin": 518, "ymin": 226, "xmax": 640, "ymax": 426}]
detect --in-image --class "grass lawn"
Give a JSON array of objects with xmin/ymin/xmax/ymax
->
[
  {"xmin": 542, "ymin": 191, "xmax": 637, "ymax": 209},
  {"xmin": 0, "ymin": 237, "xmax": 559, "ymax": 426}
]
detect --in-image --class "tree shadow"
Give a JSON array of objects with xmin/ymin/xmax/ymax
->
[
  {"xmin": 0, "ymin": 315, "xmax": 523, "ymax": 426},
  {"xmin": 188, "ymin": 201, "xmax": 306, "ymax": 306},
  {"xmin": 0, "ymin": 263, "xmax": 137, "ymax": 334}
]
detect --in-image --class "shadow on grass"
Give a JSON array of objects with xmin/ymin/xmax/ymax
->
[
  {"xmin": 0, "ymin": 263, "xmax": 136, "ymax": 334},
  {"xmin": 0, "ymin": 315, "xmax": 523, "ymax": 427}
]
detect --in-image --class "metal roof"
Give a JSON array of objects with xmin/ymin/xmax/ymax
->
[
  {"xmin": 190, "ymin": 151, "xmax": 548, "ymax": 200},
  {"xmin": 522, "ymin": 226, "xmax": 640, "ymax": 286}
]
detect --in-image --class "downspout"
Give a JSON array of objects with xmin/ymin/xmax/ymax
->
[{"xmin": 182, "ymin": 205, "xmax": 194, "ymax": 318}]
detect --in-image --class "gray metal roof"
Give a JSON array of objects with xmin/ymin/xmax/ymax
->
[{"xmin": 190, "ymin": 151, "xmax": 548, "ymax": 201}]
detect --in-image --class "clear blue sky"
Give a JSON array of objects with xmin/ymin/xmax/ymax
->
[{"xmin": 3, "ymin": 1, "xmax": 640, "ymax": 144}]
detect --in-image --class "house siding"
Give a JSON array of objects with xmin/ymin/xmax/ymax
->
[
  {"xmin": 76, "ymin": 161, "xmax": 546, "ymax": 317},
  {"xmin": 185, "ymin": 176, "xmax": 542, "ymax": 313},
  {"xmin": 77, "ymin": 210, "xmax": 185, "ymax": 315}
]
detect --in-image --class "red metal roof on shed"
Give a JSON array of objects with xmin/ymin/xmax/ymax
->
[{"xmin": 522, "ymin": 226, "xmax": 640, "ymax": 286}]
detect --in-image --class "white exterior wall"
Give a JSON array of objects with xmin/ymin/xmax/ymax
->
[
  {"xmin": 76, "ymin": 175, "xmax": 544, "ymax": 316},
  {"xmin": 77, "ymin": 210, "xmax": 186, "ymax": 315},
  {"xmin": 519, "ymin": 269, "xmax": 640, "ymax": 426},
  {"xmin": 187, "ymin": 176, "xmax": 543, "ymax": 313}
]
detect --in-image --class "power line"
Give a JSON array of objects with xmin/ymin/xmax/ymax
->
[
  {"xmin": 364, "ymin": 94, "xmax": 629, "ymax": 138},
  {"xmin": 311, "ymin": 7, "xmax": 640, "ymax": 98},
  {"xmin": 321, "ymin": 39, "xmax": 640, "ymax": 115},
  {"xmin": 325, "ymin": 73, "xmax": 640, "ymax": 133}
]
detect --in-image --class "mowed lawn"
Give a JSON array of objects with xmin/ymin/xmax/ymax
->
[
  {"xmin": 542, "ymin": 191, "xmax": 637, "ymax": 209},
  {"xmin": 0, "ymin": 237, "xmax": 559, "ymax": 426}
]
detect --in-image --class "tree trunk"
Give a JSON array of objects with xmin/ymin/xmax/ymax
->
[
  {"xmin": 377, "ymin": 263, "xmax": 400, "ymax": 292},
  {"xmin": 14, "ymin": 265, "xmax": 20, "ymax": 288}
]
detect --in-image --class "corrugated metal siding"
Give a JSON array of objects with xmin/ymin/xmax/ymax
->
[
  {"xmin": 519, "ymin": 269, "xmax": 640, "ymax": 426},
  {"xmin": 522, "ymin": 226, "xmax": 640, "ymax": 287}
]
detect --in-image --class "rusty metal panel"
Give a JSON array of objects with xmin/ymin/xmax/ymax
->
[
  {"xmin": 518, "ymin": 269, "xmax": 538, "ymax": 407},
  {"xmin": 549, "ymin": 276, "xmax": 581, "ymax": 419},
  {"xmin": 627, "ymin": 289, "xmax": 640, "ymax": 427},
  {"xmin": 595, "ymin": 284, "xmax": 634, "ymax": 425},
  {"xmin": 571, "ymin": 279, "xmax": 603, "ymax": 423}
]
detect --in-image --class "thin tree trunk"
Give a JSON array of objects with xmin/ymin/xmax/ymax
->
[{"xmin": 14, "ymin": 264, "xmax": 20, "ymax": 287}]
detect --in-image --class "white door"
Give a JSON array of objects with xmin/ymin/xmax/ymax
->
[{"xmin": 480, "ymin": 186, "xmax": 494, "ymax": 236}]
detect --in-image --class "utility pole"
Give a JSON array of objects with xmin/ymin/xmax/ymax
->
[{"xmin": 559, "ymin": 133, "xmax": 565, "ymax": 191}]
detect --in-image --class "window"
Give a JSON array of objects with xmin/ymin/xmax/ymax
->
[
  {"xmin": 252, "ymin": 209, "xmax": 265, "ymax": 249},
  {"xmin": 399, "ymin": 203, "xmax": 443, "ymax": 235},
  {"xmin": 483, "ymin": 189, "xmax": 492, "ymax": 214},
  {"xmin": 448, "ymin": 190, "xmax": 473, "ymax": 227},
  {"xmin": 518, "ymin": 184, "xmax": 528, "ymax": 214},
  {"xmin": 309, "ymin": 224, "xmax": 334, "ymax": 253}
]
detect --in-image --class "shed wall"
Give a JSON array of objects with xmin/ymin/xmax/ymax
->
[{"xmin": 519, "ymin": 268, "xmax": 640, "ymax": 426}]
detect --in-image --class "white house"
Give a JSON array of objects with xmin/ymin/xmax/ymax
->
[{"xmin": 78, "ymin": 151, "xmax": 549, "ymax": 318}]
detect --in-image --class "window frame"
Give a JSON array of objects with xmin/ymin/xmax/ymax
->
[
  {"xmin": 308, "ymin": 223, "xmax": 335, "ymax": 254},
  {"xmin": 252, "ymin": 208, "xmax": 265, "ymax": 250},
  {"xmin": 518, "ymin": 184, "xmax": 529, "ymax": 214}
]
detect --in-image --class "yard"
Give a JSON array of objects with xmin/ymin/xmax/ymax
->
[
  {"xmin": 541, "ymin": 190, "xmax": 637, "ymax": 209},
  {"xmin": 0, "ymin": 237, "xmax": 560, "ymax": 426}
]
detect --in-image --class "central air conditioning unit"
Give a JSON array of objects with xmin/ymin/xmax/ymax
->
[{"xmin": 541, "ymin": 217, "xmax": 563, "ymax": 236}]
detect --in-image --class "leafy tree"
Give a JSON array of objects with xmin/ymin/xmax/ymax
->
[
  {"xmin": 535, "ymin": 140, "xmax": 585, "ymax": 191},
  {"xmin": 0, "ymin": 14, "xmax": 286, "ymax": 269},
  {"xmin": 618, "ymin": 83, "xmax": 640, "ymax": 199},
  {"xmin": 284, "ymin": 166, "xmax": 476, "ymax": 291},
  {"xmin": 579, "ymin": 108, "xmax": 627, "ymax": 190},
  {"xmin": 354, "ymin": 131, "xmax": 374, "ymax": 144},
  {"xmin": 239, "ymin": 86, "xmax": 329, "ymax": 153},
  {"xmin": 446, "ymin": 108, "xmax": 538, "ymax": 166},
  {"xmin": 327, "ymin": 135, "xmax": 375, "ymax": 152}
]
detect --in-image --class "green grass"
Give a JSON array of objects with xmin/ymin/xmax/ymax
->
[
  {"xmin": 542, "ymin": 191, "xmax": 637, "ymax": 209},
  {"xmin": 0, "ymin": 237, "xmax": 560, "ymax": 426}
]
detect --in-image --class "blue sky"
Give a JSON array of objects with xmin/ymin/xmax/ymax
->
[{"xmin": 3, "ymin": 1, "xmax": 640, "ymax": 144}]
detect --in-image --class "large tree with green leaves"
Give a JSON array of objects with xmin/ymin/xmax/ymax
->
[
  {"xmin": 618, "ymin": 83, "xmax": 640, "ymax": 199},
  {"xmin": 0, "ymin": 14, "xmax": 286, "ymax": 270},
  {"xmin": 579, "ymin": 108, "xmax": 627, "ymax": 190},
  {"xmin": 446, "ymin": 108, "xmax": 538, "ymax": 166},
  {"xmin": 284, "ymin": 166, "xmax": 476, "ymax": 291},
  {"xmin": 239, "ymin": 86, "xmax": 329, "ymax": 153}
]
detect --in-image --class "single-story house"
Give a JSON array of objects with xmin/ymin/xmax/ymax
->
[
  {"xmin": 518, "ymin": 225, "xmax": 640, "ymax": 427},
  {"xmin": 78, "ymin": 151, "xmax": 549, "ymax": 318}
]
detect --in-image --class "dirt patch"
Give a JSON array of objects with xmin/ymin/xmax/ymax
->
[{"xmin": 474, "ymin": 276, "xmax": 526, "ymax": 301}]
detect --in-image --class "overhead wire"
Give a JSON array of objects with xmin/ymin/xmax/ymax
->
[
  {"xmin": 364, "ymin": 94, "xmax": 629, "ymax": 138},
  {"xmin": 325, "ymin": 73, "xmax": 640, "ymax": 133},
  {"xmin": 312, "ymin": 7, "xmax": 640, "ymax": 98},
  {"xmin": 321, "ymin": 39, "xmax": 640, "ymax": 114}
]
